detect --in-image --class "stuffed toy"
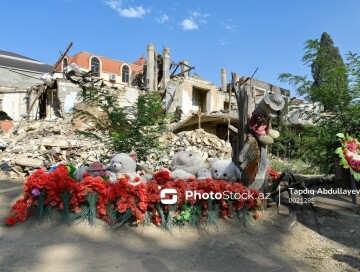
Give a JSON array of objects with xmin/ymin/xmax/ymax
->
[
  {"xmin": 239, "ymin": 93, "xmax": 285, "ymax": 189},
  {"xmin": 87, "ymin": 161, "xmax": 117, "ymax": 182},
  {"xmin": 74, "ymin": 162, "xmax": 117, "ymax": 182},
  {"xmin": 249, "ymin": 93, "xmax": 285, "ymax": 145},
  {"xmin": 107, "ymin": 152, "xmax": 145, "ymax": 184},
  {"xmin": 171, "ymin": 151, "xmax": 205, "ymax": 179},
  {"xmin": 197, "ymin": 168, "xmax": 212, "ymax": 180},
  {"xmin": 210, "ymin": 159, "xmax": 241, "ymax": 182},
  {"xmin": 74, "ymin": 166, "xmax": 88, "ymax": 182}
]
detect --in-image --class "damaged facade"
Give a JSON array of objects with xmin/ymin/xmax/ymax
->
[
  {"xmin": 0, "ymin": 50, "xmax": 53, "ymax": 124},
  {"xmin": 57, "ymin": 51, "xmax": 145, "ymax": 87},
  {"xmin": 139, "ymin": 44, "xmax": 291, "ymax": 140},
  {"xmin": 18, "ymin": 50, "xmax": 142, "ymax": 122},
  {"xmin": 0, "ymin": 44, "xmax": 291, "ymax": 129}
]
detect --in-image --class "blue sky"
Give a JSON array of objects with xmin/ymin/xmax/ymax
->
[{"xmin": 1, "ymin": 0, "xmax": 360, "ymax": 97}]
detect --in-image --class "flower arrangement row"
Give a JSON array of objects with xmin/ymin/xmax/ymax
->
[{"xmin": 5, "ymin": 164, "xmax": 261, "ymax": 228}]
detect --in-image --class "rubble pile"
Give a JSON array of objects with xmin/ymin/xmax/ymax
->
[
  {"xmin": 0, "ymin": 117, "xmax": 232, "ymax": 179},
  {"xmin": 0, "ymin": 117, "xmax": 108, "ymax": 179},
  {"xmin": 142, "ymin": 129, "xmax": 233, "ymax": 171}
]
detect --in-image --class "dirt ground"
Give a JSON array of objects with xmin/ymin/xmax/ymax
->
[{"xmin": 1, "ymin": 179, "xmax": 360, "ymax": 272}]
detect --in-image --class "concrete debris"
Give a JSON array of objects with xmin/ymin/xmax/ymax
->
[
  {"xmin": 1, "ymin": 117, "xmax": 232, "ymax": 179},
  {"xmin": 0, "ymin": 138, "xmax": 8, "ymax": 149},
  {"xmin": 15, "ymin": 157, "xmax": 44, "ymax": 168},
  {"xmin": 140, "ymin": 128, "xmax": 232, "ymax": 171},
  {"xmin": 0, "ymin": 117, "xmax": 108, "ymax": 179}
]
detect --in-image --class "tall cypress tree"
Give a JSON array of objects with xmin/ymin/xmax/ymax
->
[
  {"xmin": 278, "ymin": 32, "xmax": 359, "ymax": 174},
  {"xmin": 310, "ymin": 32, "xmax": 351, "ymax": 113}
]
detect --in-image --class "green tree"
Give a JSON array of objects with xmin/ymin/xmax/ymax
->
[
  {"xmin": 310, "ymin": 32, "xmax": 351, "ymax": 113},
  {"xmin": 278, "ymin": 32, "xmax": 360, "ymax": 174},
  {"xmin": 74, "ymin": 87, "xmax": 170, "ymax": 162}
]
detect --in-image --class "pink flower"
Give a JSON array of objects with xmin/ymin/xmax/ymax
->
[
  {"xmin": 31, "ymin": 188, "xmax": 41, "ymax": 197},
  {"xmin": 347, "ymin": 143, "xmax": 357, "ymax": 152}
]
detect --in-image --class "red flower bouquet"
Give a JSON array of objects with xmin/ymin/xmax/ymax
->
[{"xmin": 5, "ymin": 164, "xmax": 261, "ymax": 229}]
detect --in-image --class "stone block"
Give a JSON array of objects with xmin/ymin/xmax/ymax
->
[
  {"xmin": 41, "ymin": 137, "xmax": 69, "ymax": 148},
  {"xmin": 15, "ymin": 157, "xmax": 43, "ymax": 168}
]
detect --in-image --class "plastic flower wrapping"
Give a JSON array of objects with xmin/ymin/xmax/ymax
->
[
  {"xmin": 335, "ymin": 133, "xmax": 360, "ymax": 181},
  {"xmin": 5, "ymin": 165, "xmax": 261, "ymax": 229}
]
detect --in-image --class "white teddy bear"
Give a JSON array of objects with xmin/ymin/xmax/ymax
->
[
  {"xmin": 171, "ymin": 151, "xmax": 205, "ymax": 179},
  {"xmin": 210, "ymin": 159, "xmax": 241, "ymax": 182},
  {"xmin": 107, "ymin": 152, "xmax": 145, "ymax": 185}
]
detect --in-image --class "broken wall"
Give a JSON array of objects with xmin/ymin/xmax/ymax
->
[
  {"xmin": 0, "ymin": 67, "xmax": 43, "ymax": 122},
  {"xmin": 166, "ymin": 76, "xmax": 227, "ymax": 119},
  {"xmin": 57, "ymin": 79, "xmax": 82, "ymax": 113}
]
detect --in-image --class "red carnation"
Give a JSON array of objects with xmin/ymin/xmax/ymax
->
[
  {"xmin": 152, "ymin": 170, "xmax": 172, "ymax": 183},
  {"xmin": 152, "ymin": 215, "xmax": 161, "ymax": 224},
  {"xmin": 5, "ymin": 216, "xmax": 17, "ymax": 226},
  {"xmin": 117, "ymin": 202, "xmax": 128, "ymax": 213},
  {"xmin": 138, "ymin": 202, "xmax": 147, "ymax": 212}
]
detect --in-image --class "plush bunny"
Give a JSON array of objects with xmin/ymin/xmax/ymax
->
[
  {"xmin": 171, "ymin": 151, "xmax": 205, "ymax": 179},
  {"xmin": 210, "ymin": 159, "xmax": 241, "ymax": 182}
]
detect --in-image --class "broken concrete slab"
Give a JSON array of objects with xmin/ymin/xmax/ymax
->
[
  {"xmin": 41, "ymin": 137, "xmax": 69, "ymax": 148},
  {"xmin": 15, "ymin": 157, "xmax": 43, "ymax": 168}
]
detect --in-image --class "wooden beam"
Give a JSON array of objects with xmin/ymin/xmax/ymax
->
[
  {"xmin": 51, "ymin": 42, "xmax": 73, "ymax": 74},
  {"xmin": 228, "ymin": 124, "xmax": 238, "ymax": 133},
  {"xmin": 26, "ymin": 85, "xmax": 46, "ymax": 115}
]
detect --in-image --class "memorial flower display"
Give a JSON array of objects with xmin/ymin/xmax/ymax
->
[
  {"xmin": 5, "ymin": 165, "xmax": 261, "ymax": 229},
  {"xmin": 335, "ymin": 133, "xmax": 360, "ymax": 181}
]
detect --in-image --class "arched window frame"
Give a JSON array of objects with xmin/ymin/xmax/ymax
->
[
  {"xmin": 90, "ymin": 56, "xmax": 101, "ymax": 77},
  {"xmin": 121, "ymin": 64, "xmax": 131, "ymax": 83}
]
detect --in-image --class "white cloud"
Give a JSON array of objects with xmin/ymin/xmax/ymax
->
[
  {"xmin": 191, "ymin": 12, "xmax": 211, "ymax": 19},
  {"xmin": 180, "ymin": 11, "xmax": 210, "ymax": 30},
  {"xmin": 181, "ymin": 18, "xmax": 198, "ymax": 30},
  {"xmin": 104, "ymin": 0, "xmax": 148, "ymax": 18},
  {"xmin": 118, "ymin": 6, "xmax": 146, "ymax": 18},
  {"xmin": 104, "ymin": 0, "xmax": 121, "ymax": 10},
  {"xmin": 190, "ymin": 11, "xmax": 201, "ymax": 18},
  {"xmin": 222, "ymin": 21, "xmax": 236, "ymax": 32},
  {"xmin": 156, "ymin": 14, "xmax": 169, "ymax": 24}
]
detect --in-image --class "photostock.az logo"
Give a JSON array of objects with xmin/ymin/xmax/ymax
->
[{"xmin": 160, "ymin": 187, "xmax": 177, "ymax": 204}]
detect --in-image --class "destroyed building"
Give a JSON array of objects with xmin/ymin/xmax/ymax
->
[
  {"xmin": 0, "ymin": 43, "xmax": 293, "ymax": 178},
  {"xmin": 55, "ymin": 51, "xmax": 145, "ymax": 107},
  {"xmin": 0, "ymin": 43, "xmax": 291, "ymax": 130},
  {"xmin": 56, "ymin": 51, "xmax": 145, "ymax": 86},
  {"xmin": 137, "ymin": 44, "xmax": 291, "ymax": 140},
  {"xmin": 0, "ymin": 50, "xmax": 53, "ymax": 130}
]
